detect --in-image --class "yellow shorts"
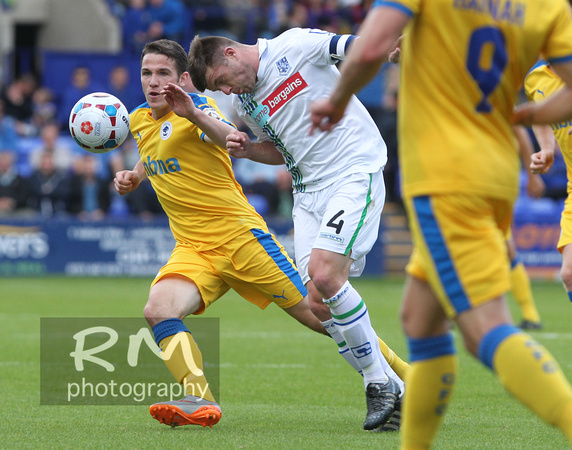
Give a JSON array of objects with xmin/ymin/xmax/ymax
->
[
  {"xmin": 558, "ymin": 196, "xmax": 572, "ymax": 253},
  {"xmin": 404, "ymin": 194, "xmax": 513, "ymax": 319},
  {"xmin": 152, "ymin": 228, "xmax": 305, "ymax": 314}
]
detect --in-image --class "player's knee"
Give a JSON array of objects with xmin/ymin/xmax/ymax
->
[
  {"xmin": 143, "ymin": 293, "xmax": 176, "ymax": 326},
  {"xmin": 308, "ymin": 267, "xmax": 338, "ymax": 297},
  {"xmin": 561, "ymin": 265, "xmax": 572, "ymax": 291},
  {"xmin": 400, "ymin": 300, "xmax": 421, "ymax": 337},
  {"xmin": 143, "ymin": 299, "xmax": 161, "ymax": 325}
]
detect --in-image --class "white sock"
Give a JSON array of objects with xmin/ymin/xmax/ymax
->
[
  {"xmin": 321, "ymin": 318, "xmax": 362, "ymax": 374},
  {"xmin": 324, "ymin": 281, "xmax": 388, "ymax": 386}
]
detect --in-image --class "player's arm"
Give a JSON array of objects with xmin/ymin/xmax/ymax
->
[
  {"xmin": 310, "ymin": 6, "xmax": 409, "ymax": 131},
  {"xmin": 329, "ymin": 33, "xmax": 401, "ymax": 65},
  {"xmin": 161, "ymin": 82, "xmax": 235, "ymax": 148},
  {"xmin": 513, "ymin": 125, "xmax": 546, "ymax": 198},
  {"xmin": 226, "ymin": 130, "xmax": 285, "ymax": 165},
  {"xmin": 529, "ymin": 124, "xmax": 556, "ymax": 175},
  {"xmin": 114, "ymin": 160, "xmax": 147, "ymax": 195},
  {"xmin": 514, "ymin": 60, "xmax": 572, "ymax": 126}
]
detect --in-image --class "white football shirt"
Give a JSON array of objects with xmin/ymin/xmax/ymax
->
[{"xmin": 232, "ymin": 27, "xmax": 388, "ymax": 193}]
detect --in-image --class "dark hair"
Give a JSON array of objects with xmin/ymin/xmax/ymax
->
[
  {"xmin": 141, "ymin": 39, "xmax": 188, "ymax": 76},
  {"xmin": 187, "ymin": 35, "xmax": 238, "ymax": 92}
]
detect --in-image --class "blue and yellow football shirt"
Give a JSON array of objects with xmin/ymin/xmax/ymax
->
[
  {"xmin": 130, "ymin": 93, "xmax": 268, "ymax": 250},
  {"xmin": 373, "ymin": 0, "xmax": 572, "ymax": 201}
]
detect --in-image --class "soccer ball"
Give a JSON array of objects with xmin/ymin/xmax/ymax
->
[{"xmin": 69, "ymin": 92, "xmax": 130, "ymax": 153}]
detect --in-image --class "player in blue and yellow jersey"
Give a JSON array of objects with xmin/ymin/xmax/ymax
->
[
  {"xmin": 310, "ymin": 0, "xmax": 572, "ymax": 447},
  {"xmin": 509, "ymin": 125, "xmax": 544, "ymax": 329},
  {"xmin": 525, "ymin": 61, "xmax": 572, "ymax": 306},
  {"xmin": 114, "ymin": 39, "xmax": 328, "ymax": 429}
]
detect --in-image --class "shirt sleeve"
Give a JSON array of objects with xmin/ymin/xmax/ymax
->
[
  {"xmin": 297, "ymin": 28, "xmax": 357, "ymax": 66},
  {"xmin": 542, "ymin": 0, "xmax": 572, "ymax": 65},
  {"xmin": 191, "ymin": 93, "xmax": 236, "ymax": 142}
]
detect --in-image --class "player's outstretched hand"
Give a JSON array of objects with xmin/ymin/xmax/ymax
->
[
  {"xmin": 161, "ymin": 82, "xmax": 196, "ymax": 120},
  {"xmin": 114, "ymin": 170, "xmax": 141, "ymax": 195},
  {"xmin": 530, "ymin": 149, "xmax": 554, "ymax": 175},
  {"xmin": 309, "ymin": 98, "xmax": 344, "ymax": 134},
  {"xmin": 226, "ymin": 130, "xmax": 252, "ymax": 159}
]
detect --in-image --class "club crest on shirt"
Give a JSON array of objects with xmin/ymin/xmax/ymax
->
[
  {"xmin": 275, "ymin": 56, "xmax": 291, "ymax": 76},
  {"xmin": 203, "ymin": 106, "xmax": 221, "ymax": 121},
  {"xmin": 161, "ymin": 121, "xmax": 173, "ymax": 140}
]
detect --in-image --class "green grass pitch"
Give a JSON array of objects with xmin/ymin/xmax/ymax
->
[{"xmin": 1, "ymin": 276, "xmax": 571, "ymax": 448}]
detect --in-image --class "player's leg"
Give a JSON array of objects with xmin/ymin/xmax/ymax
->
[
  {"xmin": 304, "ymin": 171, "xmax": 403, "ymax": 429},
  {"xmin": 456, "ymin": 296, "xmax": 572, "ymax": 443},
  {"xmin": 307, "ymin": 278, "xmax": 409, "ymax": 383},
  {"xmin": 281, "ymin": 294, "xmax": 328, "ymax": 336},
  {"xmin": 310, "ymin": 247, "xmax": 401, "ymax": 388},
  {"xmin": 561, "ymin": 244, "xmax": 572, "ymax": 302},
  {"xmin": 145, "ymin": 245, "xmax": 228, "ymax": 427},
  {"xmin": 558, "ymin": 206, "xmax": 572, "ymax": 302},
  {"xmin": 506, "ymin": 235, "xmax": 542, "ymax": 328},
  {"xmin": 403, "ymin": 194, "xmax": 572, "ymax": 446},
  {"xmin": 399, "ymin": 273, "xmax": 456, "ymax": 449}
]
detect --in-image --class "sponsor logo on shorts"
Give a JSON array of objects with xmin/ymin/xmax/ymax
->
[
  {"xmin": 319, "ymin": 232, "xmax": 344, "ymax": 243},
  {"xmin": 273, "ymin": 290, "xmax": 288, "ymax": 300}
]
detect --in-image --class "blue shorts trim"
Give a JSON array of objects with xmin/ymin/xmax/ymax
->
[
  {"xmin": 250, "ymin": 228, "xmax": 308, "ymax": 297},
  {"xmin": 413, "ymin": 196, "xmax": 471, "ymax": 314}
]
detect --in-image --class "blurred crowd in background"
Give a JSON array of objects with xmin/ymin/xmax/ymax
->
[{"xmin": 0, "ymin": 0, "xmax": 563, "ymax": 222}]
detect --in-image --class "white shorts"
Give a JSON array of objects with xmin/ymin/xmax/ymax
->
[{"xmin": 293, "ymin": 169, "xmax": 386, "ymax": 284}]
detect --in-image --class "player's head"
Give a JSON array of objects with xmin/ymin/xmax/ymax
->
[
  {"xmin": 187, "ymin": 35, "xmax": 258, "ymax": 95},
  {"xmin": 141, "ymin": 39, "xmax": 188, "ymax": 77},
  {"xmin": 140, "ymin": 39, "xmax": 189, "ymax": 117}
]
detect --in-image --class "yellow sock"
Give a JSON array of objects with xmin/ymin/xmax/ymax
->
[
  {"xmin": 510, "ymin": 261, "xmax": 541, "ymax": 323},
  {"xmin": 378, "ymin": 337, "xmax": 410, "ymax": 381},
  {"xmin": 401, "ymin": 334, "xmax": 457, "ymax": 450},
  {"xmin": 158, "ymin": 332, "xmax": 215, "ymax": 402},
  {"xmin": 481, "ymin": 325, "xmax": 572, "ymax": 442}
]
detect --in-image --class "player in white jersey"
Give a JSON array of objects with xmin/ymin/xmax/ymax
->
[{"xmin": 188, "ymin": 28, "xmax": 406, "ymax": 431}]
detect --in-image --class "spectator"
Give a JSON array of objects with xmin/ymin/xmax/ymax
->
[
  {"xmin": 281, "ymin": 1, "xmax": 310, "ymax": 32},
  {"xmin": 27, "ymin": 151, "xmax": 70, "ymax": 217},
  {"xmin": 29, "ymin": 121, "xmax": 75, "ymax": 173},
  {"xmin": 231, "ymin": 157, "xmax": 283, "ymax": 216},
  {"xmin": 145, "ymin": 0, "xmax": 186, "ymax": 44},
  {"xmin": 107, "ymin": 65, "xmax": 145, "ymax": 111},
  {"xmin": 109, "ymin": 136, "xmax": 163, "ymax": 219},
  {"xmin": 0, "ymin": 99, "xmax": 20, "ymax": 151},
  {"xmin": 274, "ymin": 168, "xmax": 294, "ymax": 220},
  {"xmin": 57, "ymin": 65, "xmax": 105, "ymax": 128},
  {"xmin": 262, "ymin": 0, "xmax": 290, "ymax": 37},
  {"xmin": 306, "ymin": 0, "xmax": 340, "ymax": 33},
  {"xmin": 0, "ymin": 150, "xmax": 31, "ymax": 216},
  {"xmin": 121, "ymin": 0, "xmax": 152, "ymax": 55},
  {"xmin": 30, "ymin": 86, "xmax": 58, "ymax": 134},
  {"xmin": 0, "ymin": 74, "xmax": 35, "ymax": 123},
  {"xmin": 67, "ymin": 154, "xmax": 112, "ymax": 221}
]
